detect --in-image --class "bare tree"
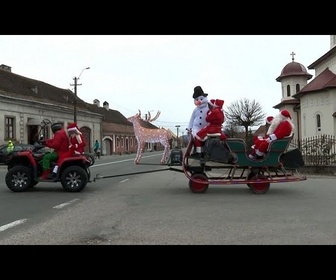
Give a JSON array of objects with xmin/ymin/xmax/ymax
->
[
  {"xmin": 224, "ymin": 98, "xmax": 266, "ymax": 142},
  {"xmin": 223, "ymin": 120, "xmax": 244, "ymax": 138}
]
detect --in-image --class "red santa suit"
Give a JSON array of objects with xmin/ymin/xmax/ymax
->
[
  {"xmin": 67, "ymin": 123, "xmax": 86, "ymax": 155},
  {"xmin": 250, "ymin": 116, "xmax": 274, "ymax": 157},
  {"xmin": 249, "ymin": 110, "xmax": 294, "ymax": 159},
  {"xmin": 45, "ymin": 128, "xmax": 72, "ymax": 166},
  {"xmin": 193, "ymin": 99, "xmax": 227, "ymax": 154}
]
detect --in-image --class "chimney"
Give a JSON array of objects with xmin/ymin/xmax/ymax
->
[
  {"xmin": 0, "ymin": 64, "xmax": 12, "ymax": 72},
  {"xmin": 103, "ymin": 101, "xmax": 109, "ymax": 110},
  {"xmin": 93, "ymin": 99, "xmax": 100, "ymax": 107}
]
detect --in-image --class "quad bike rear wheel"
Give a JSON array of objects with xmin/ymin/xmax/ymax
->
[
  {"xmin": 5, "ymin": 165, "xmax": 33, "ymax": 192},
  {"xmin": 61, "ymin": 165, "xmax": 88, "ymax": 192}
]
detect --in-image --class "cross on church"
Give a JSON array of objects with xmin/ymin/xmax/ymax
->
[{"xmin": 290, "ymin": 51, "xmax": 296, "ymax": 61}]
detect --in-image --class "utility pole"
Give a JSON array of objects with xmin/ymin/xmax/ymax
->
[{"xmin": 70, "ymin": 67, "xmax": 90, "ymax": 123}]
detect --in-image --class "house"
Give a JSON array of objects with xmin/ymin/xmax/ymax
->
[
  {"xmin": 0, "ymin": 64, "xmax": 102, "ymax": 151},
  {"xmin": 0, "ymin": 64, "xmax": 168, "ymax": 156}
]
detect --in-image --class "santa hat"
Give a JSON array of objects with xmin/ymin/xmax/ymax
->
[
  {"xmin": 67, "ymin": 122, "xmax": 81, "ymax": 134},
  {"xmin": 208, "ymin": 99, "xmax": 216, "ymax": 107},
  {"xmin": 214, "ymin": 99, "xmax": 224, "ymax": 109},
  {"xmin": 280, "ymin": 109, "xmax": 291, "ymax": 119},
  {"xmin": 266, "ymin": 116, "xmax": 274, "ymax": 124}
]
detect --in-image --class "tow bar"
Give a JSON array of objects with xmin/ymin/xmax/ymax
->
[{"xmin": 93, "ymin": 166, "xmax": 184, "ymax": 182}]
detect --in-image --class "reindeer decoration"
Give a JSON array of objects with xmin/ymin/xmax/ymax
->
[{"xmin": 127, "ymin": 110, "xmax": 172, "ymax": 164}]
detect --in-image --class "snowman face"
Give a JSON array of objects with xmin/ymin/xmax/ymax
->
[{"xmin": 194, "ymin": 95, "xmax": 208, "ymax": 107}]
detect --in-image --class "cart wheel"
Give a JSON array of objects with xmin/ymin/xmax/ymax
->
[
  {"xmin": 189, "ymin": 173, "xmax": 209, "ymax": 193},
  {"xmin": 249, "ymin": 174, "xmax": 270, "ymax": 194}
]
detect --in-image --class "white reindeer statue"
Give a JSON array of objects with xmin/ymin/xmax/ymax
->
[{"xmin": 127, "ymin": 110, "xmax": 172, "ymax": 164}]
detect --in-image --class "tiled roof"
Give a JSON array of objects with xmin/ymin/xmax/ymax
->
[
  {"xmin": 308, "ymin": 46, "xmax": 336, "ymax": 69},
  {"xmin": 273, "ymin": 99, "xmax": 300, "ymax": 109},
  {"xmin": 0, "ymin": 67, "xmax": 136, "ymax": 128},
  {"xmin": 293, "ymin": 68, "xmax": 336, "ymax": 98},
  {"xmin": 0, "ymin": 67, "xmax": 76, "ymax": 106}
]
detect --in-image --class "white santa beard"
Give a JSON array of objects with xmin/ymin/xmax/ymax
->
[{"xmin": 267, "ymin": 117, "xmax": 282, "ymax": 135}]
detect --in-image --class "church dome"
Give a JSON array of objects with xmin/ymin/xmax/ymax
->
[{"xmin": 276, "ymin": 61, "xmax": 312, "ymax": 82}]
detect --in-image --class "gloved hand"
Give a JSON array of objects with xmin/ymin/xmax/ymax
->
[{"xmin": 266, "ymin": 137, "xmax": 272, "ymax": 143}]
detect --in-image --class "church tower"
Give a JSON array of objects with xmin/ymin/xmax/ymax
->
[{"xmin": 274, "ymin": 52, "xmax": 313, "ymax": 141}]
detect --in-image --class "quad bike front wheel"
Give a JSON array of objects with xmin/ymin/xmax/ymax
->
[
  {"xmin": 61, "ymin": 166, "xmax": 88, "ymax": 192},
  {"xmin": 5, "ymin": 165, "xmax": 33, "ymax": 192}
]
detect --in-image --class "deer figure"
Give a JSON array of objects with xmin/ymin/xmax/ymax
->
[{"xmin": 127, "ymin": 110, "xmax": 172, "ymax": 164}]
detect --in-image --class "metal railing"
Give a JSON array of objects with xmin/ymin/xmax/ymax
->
[{"xmin": 290, "ymin": 134, "xmax": 336, "ymax": 166}]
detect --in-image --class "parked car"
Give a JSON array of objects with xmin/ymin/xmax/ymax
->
[{"xmin": 0, "ymin": 143, "xmax": 35, "ymax": 164}]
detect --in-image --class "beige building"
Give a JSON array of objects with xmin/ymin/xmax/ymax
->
[{"xmin": 0, "ymin": 64, "xmax": 166, "ymax": 155}]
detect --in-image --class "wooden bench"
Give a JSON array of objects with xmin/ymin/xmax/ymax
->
[{"xmin": 225, "ymin": 136, "xmax": 293, "ymax": 167}]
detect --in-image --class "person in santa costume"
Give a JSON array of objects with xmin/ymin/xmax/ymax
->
[
  {"xmin": 49, "ymin": 122, "xmax": 86, "ymax": 178},
  {"xmin": 191, "ymin": 98, "xmax": 227, "ymax": 158},
  {"xmin": 187, "ymin": 86, "xmax": 210, "ymax": 138},
  {"xmin": 248, "ymin": 110, "xmax": 294, "ymax": 160},
  {"xmin": 67, "ymin": 122, "xmax": 86, "ymax": 155},
  {"xmin": 41, "ymin": 122, "xmax": 72, "ymax": 180}
]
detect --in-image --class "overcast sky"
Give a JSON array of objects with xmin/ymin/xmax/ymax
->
[{"xmin": 0, "ymin": 35, "xmax": 331, "ymax": 133}]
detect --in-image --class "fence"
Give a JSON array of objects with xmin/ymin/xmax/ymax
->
[{"xmin": 291, "ymin": 134, "xmax": 336, "ymax": 166}]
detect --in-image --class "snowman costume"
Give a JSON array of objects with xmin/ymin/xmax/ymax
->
[{"xmin": 188, "ymin": 86, "xmax": 210, "ymax": 138}]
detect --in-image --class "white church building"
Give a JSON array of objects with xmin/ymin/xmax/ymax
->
[{"xmin": 274, "ymin": 35, "xmax": 336, "ymax": 142}]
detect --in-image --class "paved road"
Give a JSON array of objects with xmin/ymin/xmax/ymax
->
[{"xmin": 1, "ymin": 152, "xmax": 336, "ymax": 245}]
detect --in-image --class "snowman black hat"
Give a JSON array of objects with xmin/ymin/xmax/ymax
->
[{"xmin": 192, "ymin": 86, "xmax": 208, "ymax": 99}]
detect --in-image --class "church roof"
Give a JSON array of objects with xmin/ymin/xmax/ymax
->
[
  {"xmin": 293, "ymin": 67, "xmax": 336, "ymax": 98},
  {"xmin": 308, "ymin": 45, "xmax": 336, "ymax": 69},
  {"xmin": 276, "ymin": 61, "xmax": 312, "ymax": 82}
]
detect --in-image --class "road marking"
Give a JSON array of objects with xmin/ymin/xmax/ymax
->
[
  {"xmin": 53, "ymin": 198, "xmax": 80, "ymax": 209},
  {"xmin": 0, "ymin": 219, "xmax": 27, "ymax": 232},
  {"xmin": 119, "ymin": 179, "xmax": 129, "ymax": 183}
]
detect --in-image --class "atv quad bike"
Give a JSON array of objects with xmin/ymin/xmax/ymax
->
[{"xmin": 4, "ymin": 119, "xmax": 93, "ymax": 192}]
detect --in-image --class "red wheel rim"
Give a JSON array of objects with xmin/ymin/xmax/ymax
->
[
  {"xmin": 189, "ymin": 174, "xmax": 208, "ymax": 193},
  {"xmin": 249, "ymin": 175, "xmax": 270, "ymax": 194}
]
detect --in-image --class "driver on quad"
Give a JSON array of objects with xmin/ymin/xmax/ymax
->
[{"xmin": 40, "ymin": 122, "xmax": 72, "ymax": 180}]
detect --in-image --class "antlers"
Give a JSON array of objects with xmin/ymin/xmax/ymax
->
[
  {"xmin": 137, "ymin": 110, "xmax": 161, "ymax": 122},
  {"xmin": 146, "ymin": 110, "xmax": 161, "ymax": 122}
]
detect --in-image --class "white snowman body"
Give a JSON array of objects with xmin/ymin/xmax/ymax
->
[{"xmin": 188, "ymin": 95, "xmax": 209, "ymax": 137}]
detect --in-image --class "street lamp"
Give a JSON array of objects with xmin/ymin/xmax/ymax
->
[
  {"xmin": 175, "ymin": 125, "xmax": 180, "ymax": 147},
  {"xmin": 70, "ymin": 67, "xmax": 90, "ymax": 122}
]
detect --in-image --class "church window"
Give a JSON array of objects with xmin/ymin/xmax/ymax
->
[{"xmin": 316, "ymin": 114, "xmax": 321, "ymax": 132}]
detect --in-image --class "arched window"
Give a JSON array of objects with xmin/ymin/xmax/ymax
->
[
  {"xmin": 296, "ymin": 84, "xmax": 300, "ymax": 93},
  {"xmin": 286, "ymin": 85, "xmax": 291, "ymax": 97},
  {"xmin": 316, "ymin": 114, "xmax": 321, "ymax": 132}
]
